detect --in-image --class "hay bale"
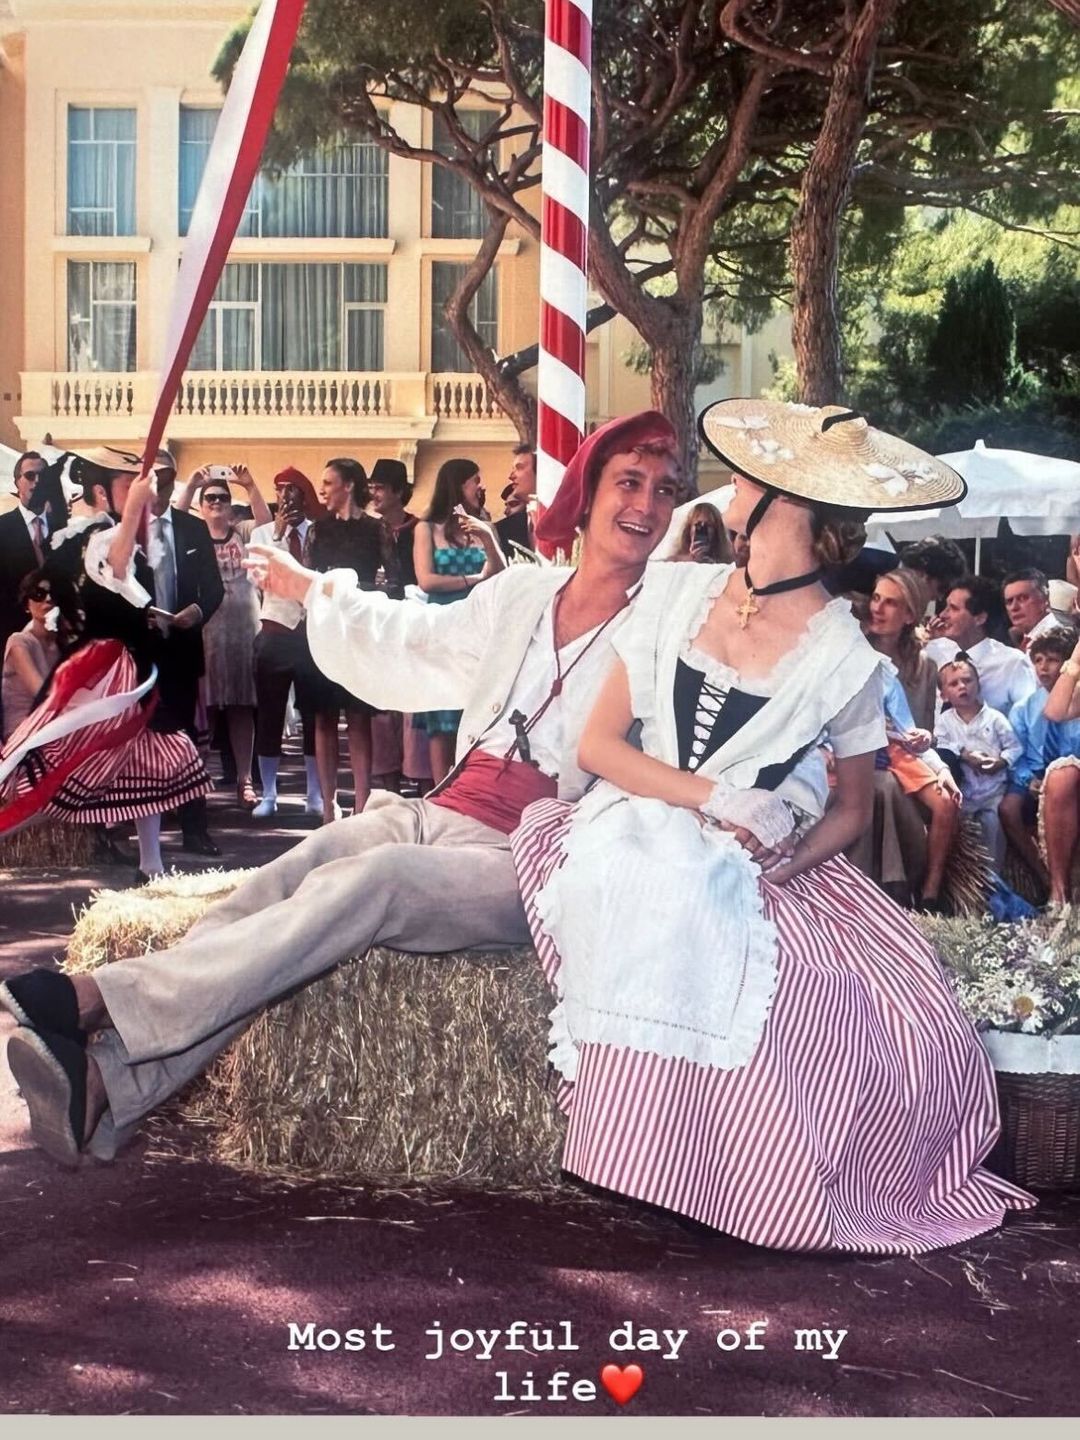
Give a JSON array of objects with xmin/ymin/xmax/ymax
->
[
  {"xmin": 195, "ymin": 949, "xmax": 562, "ymax": 1187},
  {"xmin": 66, "ymin": 872, "xmax": 565, "ymax": 1188},
  {"xmin": 0, "ymin": 821, "xmax": 98, "ymax": 869},
  {"xmin": 65, "ymin": 869, "xmax": 255, "ymax": 972}
]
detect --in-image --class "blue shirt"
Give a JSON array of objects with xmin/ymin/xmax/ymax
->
[{"xmin": 1009, "ymin": 688, "xmax": 1080, "ymax": 786}]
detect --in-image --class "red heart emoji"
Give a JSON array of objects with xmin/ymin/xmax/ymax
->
[{"xmin": 600, "ymin": 1363, "xmax": 644, "ymax": 1405}]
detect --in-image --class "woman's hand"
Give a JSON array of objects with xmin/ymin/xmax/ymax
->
[
  {"xmin": 934, "ymin": 768, "xmax": 962, "ymax": 805},
  {"xmin": 232, "ymin": 464, "xmax": 256, "ymax": 491},
  {"xmin": 903, "ymin": 727, "xmax": 932, "ymax": 754},
  {"xmin": 456, "ymin": 510, "xmax": 499, "ymax": 551},
  {"xmin": 243, "ymin": 543, "xmax": 315, "ymax": 605}
]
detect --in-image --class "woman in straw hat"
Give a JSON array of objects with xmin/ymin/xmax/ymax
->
[
  {"xmin": 511, "ymin": 399, "xmax": 1032, "ymax": 1255},
  {"xmin": 0, "ymin": 447, "xmax": 211, "ymax": 881}
]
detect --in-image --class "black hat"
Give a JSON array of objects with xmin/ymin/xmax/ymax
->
[{"xmin": 370, "ymin": 458, "xmax": 409, "ymax": 491}]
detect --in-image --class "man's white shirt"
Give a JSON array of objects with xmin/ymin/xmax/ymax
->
[
  {"xmin": 924, "ymin": 635, "xmax": 1037, "ymax": 716},
  {"xmin": 250, "ymin": 518, "xmax": 310, "ymax": 629}
]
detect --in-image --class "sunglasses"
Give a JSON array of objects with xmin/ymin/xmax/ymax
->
[
  {"xmin": 203, "ymin": 492, "xmax": 231, "ymax": 504},
  {"xmin": 28, "ymin": 587, "xmax": 51, "ymax": 602}
]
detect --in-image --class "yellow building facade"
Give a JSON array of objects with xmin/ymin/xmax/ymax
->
[{"xmin": 0, "ymin": 0, "xmax": 790, "ymax": 509}]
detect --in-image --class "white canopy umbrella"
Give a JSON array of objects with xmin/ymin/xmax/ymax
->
[{"xmin": 865, "ymin": 439, "xmax": 1080, "ymax": 568}]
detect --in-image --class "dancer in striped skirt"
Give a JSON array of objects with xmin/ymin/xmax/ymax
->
[
  {"xmin": 0, "ymin": 447, "xmax": 210, "ymax": 880},
  {"xmin": 511, "ymin": 400, "xmax": 1034, "ymax": 1256}
]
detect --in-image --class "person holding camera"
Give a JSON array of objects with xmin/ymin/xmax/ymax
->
[{"xmin": 673, "ymin": 499, "xmax": 733, "ymax": 565}]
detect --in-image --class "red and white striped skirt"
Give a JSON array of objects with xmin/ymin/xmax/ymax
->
[
  {"xmin": 0, "ymin": 639, "xmax": 211, "ymax": 832},
  {"xmin": 512, "ymin": 798, "xmax": 1034, "ymax": 1255}
]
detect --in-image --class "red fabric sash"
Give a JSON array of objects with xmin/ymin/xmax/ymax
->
[{"xmin": 430, "ymin": 750, "xmax": 557, "ymax": 835}]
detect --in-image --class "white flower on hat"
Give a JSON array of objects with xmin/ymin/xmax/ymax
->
[
  {"xmin": 864, "ymin": 462, "xmax": 912, "ymax": 497},
  {"xmin": 786, "ymin": 402, "xmax": 818, "ymax": 414},
  {"xmin": 714, "ymin": 414, "xmax": 770, "ymax": 432}
]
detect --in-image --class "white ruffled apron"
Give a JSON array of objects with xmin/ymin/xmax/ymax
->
[{"xmin": 538, "ymin": 563, "xmax": 884, "ymax": 1081}]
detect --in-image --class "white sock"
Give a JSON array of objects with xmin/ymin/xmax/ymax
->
[
  {"xmin": 135, "ymin": 814, "xmax": 163, "ymax": 874},
  {"xmin": 304, "ymin": 754, "xmax": 322, "ymax": 805},
  {"xmin": 258, "ymin": 755, "xmax": 279, "ymax": 799}
]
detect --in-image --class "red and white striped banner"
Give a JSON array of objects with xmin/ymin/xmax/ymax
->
[
  {"xmin": 537, "ymin": 0, "xmax": 593, "ymax": 512},
  {"xmin": 139, "ymin": 0, "xmax": 307, "ymax": 479}
]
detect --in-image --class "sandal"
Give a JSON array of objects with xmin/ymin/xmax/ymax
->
[{"xmin": 237, "ymin": 781, "xmax": 258, "ymax": 807}]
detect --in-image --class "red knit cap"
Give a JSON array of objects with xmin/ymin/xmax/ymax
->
[
  {"xmin": 535, "ymin": 410, "xmax": 678, "ymax": 552},
  {"xmin": 273, "ymin": 465, "xmax": 324, "ymax": 520}
]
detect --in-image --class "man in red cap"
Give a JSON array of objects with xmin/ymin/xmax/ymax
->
[
  {"xmin": 248, "ymin": 468, "xmax": 327, "ymax": 818},
  {"xmin": 1, "ymin": 414, "xmax": 684, "ymax": 1166}
]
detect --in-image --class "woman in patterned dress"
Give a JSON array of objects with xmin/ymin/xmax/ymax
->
[
  {"xmin": 412, "ymin": 458, "xmax": 506, "ymax": 783},
  {"xmin": 510, "ymin": 400, "xmax": 1033, "ymax": 1255}
]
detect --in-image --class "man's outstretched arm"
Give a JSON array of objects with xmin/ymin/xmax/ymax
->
[{"xmin": 246, "ymin": 543, "xmax": 501, "ymax": 713}]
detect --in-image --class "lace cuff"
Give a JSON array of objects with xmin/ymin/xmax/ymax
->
[
  {"xmin": 83, "ymin": 528, "xmax": 152, "ymax": 611},
  {"xmin": 701, "ymin": 782, "xmax": 795, "ymax": 850}
]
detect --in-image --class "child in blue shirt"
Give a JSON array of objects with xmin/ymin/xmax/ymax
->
[{"xmin": 1001, "ymin": 627, "xmax": 1080, "ymax": 889}]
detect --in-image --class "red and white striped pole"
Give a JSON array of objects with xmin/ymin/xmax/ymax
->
[{"xmin": 536, "ymin": 0, "xmax": 592, "ymax": 528}]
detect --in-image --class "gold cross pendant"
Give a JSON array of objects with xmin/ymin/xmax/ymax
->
[{"xmin": 736, "ymin": 589, "xmax": 759, "ymax": 629}]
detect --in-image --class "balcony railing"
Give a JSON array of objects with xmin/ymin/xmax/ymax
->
[
  {"xmin": 22, "ymin": 370, "xmax": 518, "ymax": 436},
  {"xmin": 173, "ymin": 372, "xmax": 392, "ymax": 419},
  {"xmin": 428, "ymin": 373, "xmax": 500, "ymax": 421}
]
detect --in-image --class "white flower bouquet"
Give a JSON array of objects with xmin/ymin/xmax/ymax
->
[
  {"xmin": 925, "ymin": 911, "xmax": 1080, "ymax": 1040},
  {"xmin": 918, "ymin": 908, "xmax": 1080, "ymax": 1188}
]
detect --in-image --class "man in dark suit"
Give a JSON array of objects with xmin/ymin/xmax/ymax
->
[
  {"xmin": 494, "ymin": 444, "xmax": 536, "ymax": 560},
  {"xmin": 0, "ymin": 453, "xmax": 52, "ymax": 734},
  {"xmin": 146, "ymin": 452, "xmax": 225, "ymax": 854},
  {"xmin": 0, "ymin": 452, "xmax": 49, "ymax": 644}
]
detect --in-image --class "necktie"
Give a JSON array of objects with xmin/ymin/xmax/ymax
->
[
  {"xmin": 288, "ymin": 527, "xmax": 303, "ymax": 562},
  {"xmin": 30, "ymin": 516, "xmax": 45, "ymax": 566},
  {"xmin": 154, "ymin": 515, "xmax": 177, "ymax": 615}
]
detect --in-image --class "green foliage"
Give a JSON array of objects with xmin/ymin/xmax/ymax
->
[{"xmin": 925, "ymin": 260, "xmax": 1018, "ymax": 407}]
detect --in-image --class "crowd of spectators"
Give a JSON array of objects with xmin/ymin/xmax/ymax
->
[{"xmin": 3, "ymin": 438, "xmax": 1080, "ymax": 907}]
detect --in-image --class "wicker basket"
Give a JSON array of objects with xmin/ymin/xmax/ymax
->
[{"xmin": 987, "ymin": 1070, "xmax": 1080, "ymax": 1190}]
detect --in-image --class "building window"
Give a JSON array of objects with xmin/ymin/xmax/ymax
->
[
  {"xmin": 178, "ymin": 107, "xmax": 388, "ymax": 238},
  {"xmin": 431, "ymin": 262, "xmax": 497, "ymax": 372},
  {"xmin": 67, "ymin": 107, "xmax": 136, "ymax": 236},
  {"xmin": 189, "ymin": 262, "xmax": 387, "ymax": 371},
  {"xmin": 67, "ymin": 261, "xmax": 137, "ymax": 371},
  {"xmin": 431, "ymin": 110, "xmax": 494, "ymax": 240}
]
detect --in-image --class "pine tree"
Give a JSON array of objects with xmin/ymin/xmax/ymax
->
[{"xmin": 925, "ymin": 260, "xmax": 1018, "ymax": 406}]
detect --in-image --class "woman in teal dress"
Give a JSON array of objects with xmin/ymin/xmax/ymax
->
[{"xmin": 412, "ymin": 457, "xmax": 507, "ymax": 782}]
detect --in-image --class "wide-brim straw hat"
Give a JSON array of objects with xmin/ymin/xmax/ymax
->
[
  {"xmin": 699, "ymin": 399, "xmax": 966, "ymax": 513},
  {"xmin": 67, "ymin": 444, "xmax": 146, "ymax": 475}
]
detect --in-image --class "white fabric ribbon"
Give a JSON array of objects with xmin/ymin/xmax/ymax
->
[{"xmin": 0, "ymin": 665, "xmax": 156, "ymax": 788}]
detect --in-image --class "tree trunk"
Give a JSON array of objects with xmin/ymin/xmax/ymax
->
[
  {"xmin": 442, "ymin": 210, "xmax": 538, "ymax": 444},
  {"xmin": 790, "ymin": 0, "xmax": 900, "ymax": 406},
  {"xmin": 649, "ymin": 305, "xmax": 702, "ymax": 489}
]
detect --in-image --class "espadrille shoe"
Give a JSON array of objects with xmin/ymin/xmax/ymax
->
[
  {"xmin": 0, "ymin": 969, "xmax": 84, "ymax": 1044},
  {"xmin": 7, "ymin": 1028, "xmax": 87, "ymax": 1168}
]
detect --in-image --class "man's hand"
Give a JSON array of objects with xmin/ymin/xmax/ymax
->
[
  {"xmin": 244, "ymin": 542, "xmax": 315, "ymax": 605},
  {"xmin": 170, "ymin": 603, "xmax": 203, "ymax": 631},
  {"xmin": 715, "ymin": 820, "xmax": 796, "ymax": 871}
]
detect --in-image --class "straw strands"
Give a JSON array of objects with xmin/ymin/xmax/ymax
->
[
  {"xmin": 0, "ymin": 821, "xmax": 98, "ymax": 868},
  {"xmin": 65, "ymin": 871, "xmax": 564, "ymax": 1187}
]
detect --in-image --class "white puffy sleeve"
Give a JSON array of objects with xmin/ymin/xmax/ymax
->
[
  {"xmin": 305, "ymin": 565, "xmax": 504, "ymax": 711},
  {"xmin": 826, "ymin": 667, "xmax": 887, "ymax": 758},
  {"xmin": 82, "ymin": 528, "xmax": 152, "ymax": 610}
]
